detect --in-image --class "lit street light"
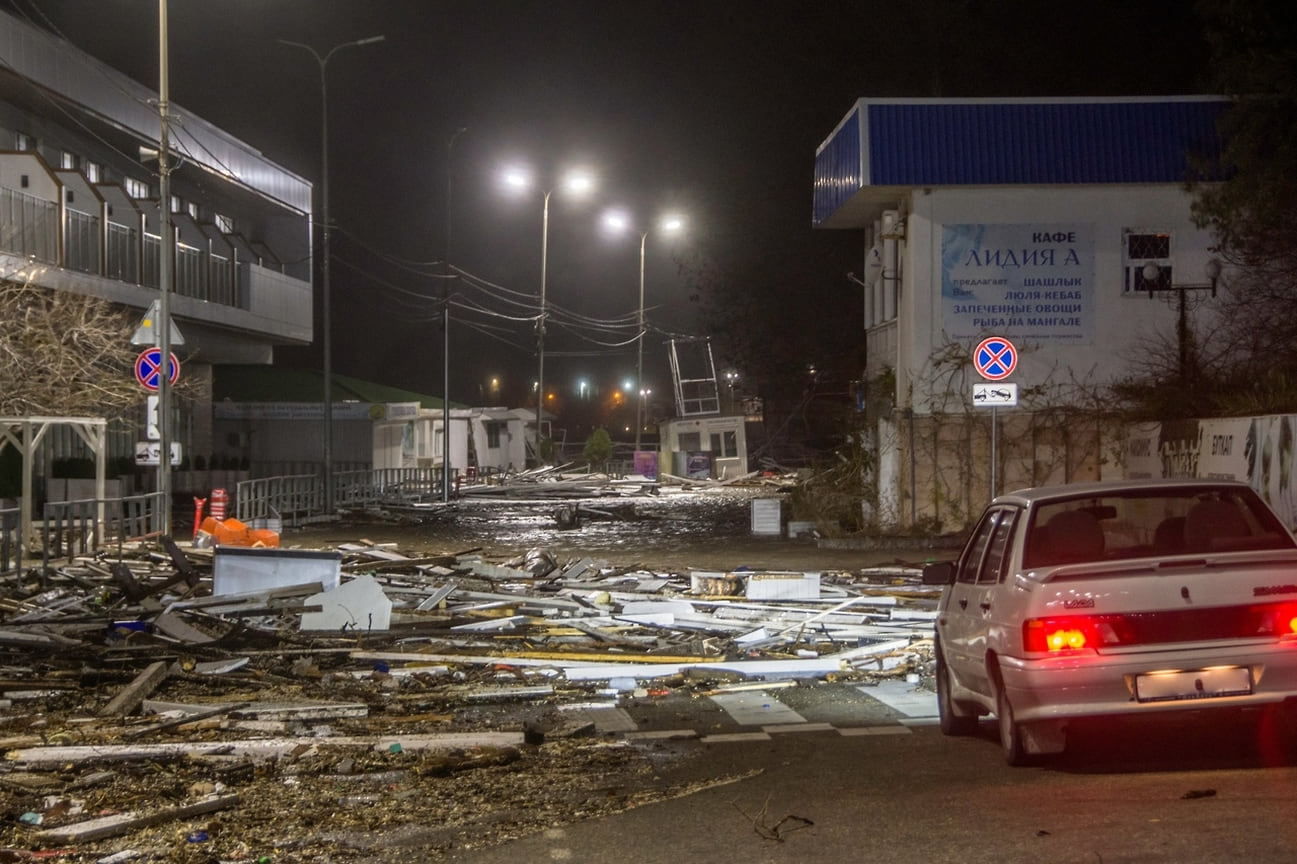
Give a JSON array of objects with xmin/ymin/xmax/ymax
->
[
  {"xmin": 502, "ymin": 167, "xmax": 595, "ymax": 464},
  {"xmin": 724, "ymin": 369, "xmax": 740, "ymax": 413},
  {"xmin": 603, "ymin": 211, "xmax": 684, "ymax": 452},
  {"xmin": 279, "ymin": 33, "xmax": 385, "ymax": 514}
]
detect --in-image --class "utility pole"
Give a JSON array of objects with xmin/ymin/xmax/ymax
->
[
  {"xmin": 279, "ymin": 34, "xmax": 385, "ymax": 515},
  {"xmin": 156, "ymin": 0, "xmax": 173, "ymax": 536},
  {"xmin": 443, "ymin": 128, "xmax": 466, "ymax": 502}
]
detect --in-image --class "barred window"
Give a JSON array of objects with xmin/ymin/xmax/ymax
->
[{"xmin": 1124, "ymin": 230, "xmax": 1172, "ymax": 294}]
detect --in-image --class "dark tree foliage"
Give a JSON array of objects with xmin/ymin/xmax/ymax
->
[
  {"xmin": 1181, "ymin": 0, "xmax": 1297, "ymax": 414},
  {"xmin": 1192, "ymin": 0, "xmax": 1297, "ymax": 255}
]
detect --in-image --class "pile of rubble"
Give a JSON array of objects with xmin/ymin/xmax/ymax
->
[{"xmin": 0, "ymin": 533, "xmax": 937, "ymax": 861}]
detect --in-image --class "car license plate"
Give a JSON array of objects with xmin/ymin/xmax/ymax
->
[{"xmin": 1135, "ymin": 667, "xmax": 1253, "ymax": 703}]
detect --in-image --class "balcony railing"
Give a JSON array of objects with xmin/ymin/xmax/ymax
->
[
  {"xmin": 0, "ymin": 187, "xmax": 58, "ymax": 262},
  {"xmin": 2, "ymin": 180, "xmax": 302, "ymax": 339},
  {"xmin": 65, "ymin": 208, "xmax": 101, "ymax": 274},
  {"xmin": 105, "ymin": 221, "xmax": 139, "ymax": 283}
]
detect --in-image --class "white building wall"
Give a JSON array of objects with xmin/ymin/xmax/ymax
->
[
  {"xmin": 469, "ymin": 411, "xmax": 527, "ymax": 474},
  {"xmin": 901, "ymin": 184, "xmax": 1218, "ymax": 414},
  {"xmin": 874, "ymin": 183, "xmax": 1221, "ymax": 527}
]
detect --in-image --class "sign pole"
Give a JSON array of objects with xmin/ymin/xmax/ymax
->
[
  {"xmin": 972, "ymin": 336, "xmax": 1018, "ymax": 504},
  {"xmin": 156, "ymin": 0, "xmax": 173, "ymax": 537},
  {"xmin": 990, "ymin": 405, "xmax": 998, "ymax": 500}
]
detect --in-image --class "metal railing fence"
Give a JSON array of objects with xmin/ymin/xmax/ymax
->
[
  {"xmin": 39, "ymin": 492, "xmax": 163, "ymax": 570},
  {"xmin": 235, "ymin": 467, "xmax": 451, "ymax": 525}
]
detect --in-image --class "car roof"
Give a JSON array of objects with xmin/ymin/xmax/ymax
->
[{"xmin": 992, "ymin": 478, "xmax": 1254, "ymax": 507}]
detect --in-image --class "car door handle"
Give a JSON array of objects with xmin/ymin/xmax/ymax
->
[{"xmin": 958, "ymin": 599, "xmax": 968, "ymax": 609}]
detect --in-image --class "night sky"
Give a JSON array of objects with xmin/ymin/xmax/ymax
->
[{"xmin": 6, "ymin": 0, "xmax": 1210, "ymax": 411}]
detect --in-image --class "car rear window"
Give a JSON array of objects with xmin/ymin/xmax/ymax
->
[{"xmin": 1023, "ymin": 486, "xmax": 1296, "ymax": 567}]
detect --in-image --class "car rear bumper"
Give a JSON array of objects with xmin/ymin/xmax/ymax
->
[{"xmin": 998, "ymin": 642, "xmax": 1297, "ymax": 725}]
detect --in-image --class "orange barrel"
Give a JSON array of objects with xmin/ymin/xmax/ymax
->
[{"xmin": 210, "ymin": 487, "xmax": 229, "ymax": 521}]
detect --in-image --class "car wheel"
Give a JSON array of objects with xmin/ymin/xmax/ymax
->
[
  {"xmin": 936, "ymin": 652, "xmax": 978, "ymax": 736},
  {"xmin": 996, "ymin": 682, "xmax": 1031, "ymax": 766}
]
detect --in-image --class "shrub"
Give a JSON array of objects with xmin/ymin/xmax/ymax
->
[{"xmin": 582, "ymin": 428, "xmax": 613, "ymax": 469}]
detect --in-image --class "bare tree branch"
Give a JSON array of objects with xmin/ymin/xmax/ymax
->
[{"xmin": 0, "ymin": 276, "xmax": 203, "ymax": 420}]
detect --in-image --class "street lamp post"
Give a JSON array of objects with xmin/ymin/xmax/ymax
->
[
  {"xmin": 604, "ymin": 213, "xmax": 683, "ymax": 452},
  {"xmin": 633, "ymin": 230, "xmax": 647, "ymax": 452},
  {"xmin": 443, "ymin": 128, "xmax": 467, "ymax": 502},
  {"xmin": 1141, "ymin": 258, "xmax": 1221, "ymax": 383},
  {"xmin": 538, "ymin": 188, "xmax": 552, "ymax": 463},
  {"xmin": 502, "ymin": 168, "xmax": 594, "ymax": 465},
  {"xmin": 279, "ymin": 34, "xmax": 385, "ymax": 514}
]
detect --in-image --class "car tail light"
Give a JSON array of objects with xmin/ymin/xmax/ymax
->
[
  {"xmin": 1259, "ymin": 602, "xmax": 1297, "ymax": 640},
  {"xmin": 1024, "ymin": 602, "xmax": 1297, "ymax": 653},
  {"xmin": 1023, "ymin": 615, "xmax": 1122, "ymax": 653}
]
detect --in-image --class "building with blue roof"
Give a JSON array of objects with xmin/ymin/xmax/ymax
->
[{"xmin": 813, "ymin": 96, "xmax": 1229, "ymax": 527}]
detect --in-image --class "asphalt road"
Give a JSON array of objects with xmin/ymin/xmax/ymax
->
[{"xmin": 441, "ymin": 714, "xmax": 1297, "ymax": 864}]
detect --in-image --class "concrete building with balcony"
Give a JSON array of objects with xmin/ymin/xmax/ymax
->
[
  {"xmin": 813, "ymin": 96, "xmax": 1229, "ymax": 530},
  {"xmin": 0, "ymin": 9, "xmax": 312, "ymax": 478}
]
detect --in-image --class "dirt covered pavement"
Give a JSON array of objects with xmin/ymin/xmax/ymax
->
[{"xmin": 0, "ymin": 486, "xmax": 940, "ymax": 862}]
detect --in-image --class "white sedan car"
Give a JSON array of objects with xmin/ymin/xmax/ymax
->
[{"xmin": 923, "ymin": 479, "xmax": 1297, "ymax": 764}]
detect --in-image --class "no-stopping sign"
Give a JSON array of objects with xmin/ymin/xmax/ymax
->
[
  {"xmin": 135, "ymin": 348, "xmax": 180, "ymax": 391},
  {"xmin": 973, "ymin": 336, "xmax": 1017, "ymax": 381}
]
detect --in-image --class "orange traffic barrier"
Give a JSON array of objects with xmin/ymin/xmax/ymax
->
[{"xmin": 194, "ymin": 516, "xmax": 280, "ymax": 548}]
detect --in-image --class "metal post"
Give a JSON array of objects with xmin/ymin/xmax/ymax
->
[
  {"xmin": 536, "ymin": 190, "xmax": 552, "ymax": 464},
  {"xmin": 156, "ymin": 0, "xmax": 173, "ymax": 536},
  {"xmin": 443, "ymin": 128, "xmax": 465, "ymax": 501},
  {"xmin": 318, "ymin": 52, "xmax": 334, "ymax": 515},
  {"xmin": 279, "ymin": 35, "xmax": 385, "ymax": 515},
  {"xmin": 990, "ymin": 405, "xmax": 998, "ymax": 501},
  {"xmin": 634, "ymin": 231, "xmax": 647, "ymax": 453}
]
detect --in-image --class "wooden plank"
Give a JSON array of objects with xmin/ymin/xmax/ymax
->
[
  {"xmin": 34, "ymin": 794, "xmax": 240, "ymax": 843},
  {"xmin": 9, "ymin": 732, "xmax": 526, "ymax": 768},
  {"xmin": 124, "ymin": 702, "xmax": 250, "ymax": 739},
  {"xmin": 150, "ymin": 610, "xmax": 217, "ymax": 644},
  {"xmin": 99, "ymin": 660, "xmax": 170, "ymax": 718}
]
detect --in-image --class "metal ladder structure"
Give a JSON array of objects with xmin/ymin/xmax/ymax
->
[{"xmin": 668, "ymin": 338, "xmax": 721, "ymax": 417}]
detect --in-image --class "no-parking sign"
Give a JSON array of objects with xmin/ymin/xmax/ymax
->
[
  {"xmin": 973, "ymin": 336, "xmax": 1017, "ymax": 381},
  {"xmin": 135, "ymin": 348, "xmax": 180, "ymax": 391}
]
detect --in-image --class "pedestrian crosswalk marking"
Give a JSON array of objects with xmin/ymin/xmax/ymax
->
[
  {"xmin": 709, "ymin": 690, "xmax": 807, "ymax": 726},
  {"xmin": 855, "ymin": 681, "xmax": 937, "ymax": 718}
]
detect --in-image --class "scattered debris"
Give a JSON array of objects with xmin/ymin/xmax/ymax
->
[{"xmin": 0, "ymin": 489, "xmax": 937, "ymax": 860}]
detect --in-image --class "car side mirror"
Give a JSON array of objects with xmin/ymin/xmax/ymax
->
[{"xmin": 922, "ymin": 561, "xmax": 956, "ymax": 586}]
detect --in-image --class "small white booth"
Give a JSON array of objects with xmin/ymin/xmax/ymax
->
[
  {"xmin": 371, "ymin": 402, "xmax": 470, "ymax": 472},
  {"xmin": 659, "ymin": 415, "xmax": 748, "ymax": 481}
]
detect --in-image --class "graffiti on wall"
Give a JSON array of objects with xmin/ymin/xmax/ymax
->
[{"xmin": 1124, "ymin": 414, "xmax": 1297, "ymax": 530}]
